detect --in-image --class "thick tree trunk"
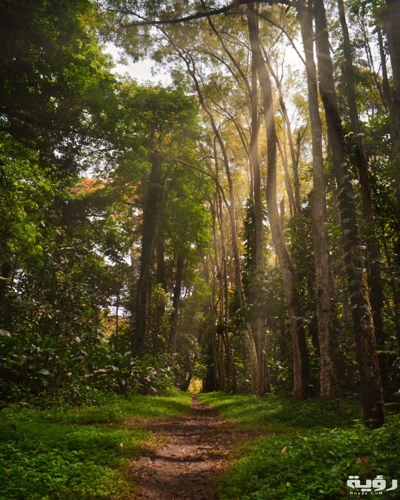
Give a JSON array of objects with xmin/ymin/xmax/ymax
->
[
  {"xmin": 337, "ymin": 0, "xmax": 387, "ymax": 387},
  {"xmin": 381, "ymin": 0, "xmax": 400, "ymax": 207},
  {"xmin": 381, "ymin": 1, "xmax": 400, "ymax": 296},
  {"xmin": 133, "ymin": 151, "xmax": 164, "ymax": 354},
  {"xmin": 314, "ymin": 0, "xmax": 385, "ymax": 427},
  {"xmin": 298, "ymin": 0, "xmax": 338, "ymax": 398},
  {"xmin": 247, "ymin": 3, "xmax": 310, "ymax": 400}
]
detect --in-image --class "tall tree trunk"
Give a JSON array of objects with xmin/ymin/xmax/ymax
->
[
  {"xmin": 380, "ymin": 1, "xmax": 400, "ymax": 294},
  {"xmin": 133, "ymin": 151, "xmax": 164, "ymax": 354},
  {"xmin": 381, "ymin": 0, "xmax": 400, "ymax": 208},
  {"xmin": 170, "ymin": 39, "xmax": 259, "ymax": 393},
  {"xmin": 216, "ymin": 196, "xmax": 237, "ymax": 391},
  {"xmin": 268, "ymin": 62, "xmax": 301, "ymax": 217},
  {"xmin": 314, "ymin": 0, "xmax": 385, "ymax": 427},
  {"xmin": 337, "ymin": 0, "xmax": 387, "ymax": 387},
  {"xmin": 298, "ymin": 0, "xmax": 338, "ymax": 398},
  {"xmin": 203, "ymin": 255, "xmax": 219, "ymax": 391},
  {"xmin": 249, "ymin": 52, "xmax": 271, "ymax": 395},
  {"xmin": 247, "ymin": 3, "xmax": 310, "ymax": 400},
  {"xmin": 169, "ymin": 252, "xmax": 184, "ymax": 354}
]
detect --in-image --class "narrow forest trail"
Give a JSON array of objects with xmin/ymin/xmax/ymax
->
[{"xmin": 127, "ymin": 395, "xmax": 261, "ymax": 499}]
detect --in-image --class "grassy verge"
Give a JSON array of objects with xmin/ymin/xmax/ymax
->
[
  {"xmin": 199, "ymin": 393, "xmax": 400, "ymax": 500},
  {"xmin": 0, "ymin": 391, "xmax": 191, "ymax": 499}
]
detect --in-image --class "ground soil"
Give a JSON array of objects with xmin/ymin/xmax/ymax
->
[{"xmin": 127, "ymin": 395, "xmax": 260, "ymax": 500}]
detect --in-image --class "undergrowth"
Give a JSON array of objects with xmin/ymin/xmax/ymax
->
[
  {"xmin": 0, "ymin": 391, "xmax": 191, "ymax": 499},
  {"xmin": 199, "ymin": 393, "xmax": 400, "ymax": 500}
]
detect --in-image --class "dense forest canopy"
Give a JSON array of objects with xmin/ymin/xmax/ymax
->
[{"xmin": 1, "ymin": 0, "xmax": 400, "ymax": 432}]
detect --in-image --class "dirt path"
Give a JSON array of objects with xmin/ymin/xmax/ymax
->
[{"xmin": 127, "ymin": 395, "xmax": 259, "ymax": 499}]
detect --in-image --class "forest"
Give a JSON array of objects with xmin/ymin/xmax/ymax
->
[{"xmin": 0, "ymin": 0, "xmax": 400, "ymax": 498}]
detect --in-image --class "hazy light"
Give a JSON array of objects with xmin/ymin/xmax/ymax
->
[{"xmin": 105, "ymin": 43, "xmax": 171, "ymax": 85}]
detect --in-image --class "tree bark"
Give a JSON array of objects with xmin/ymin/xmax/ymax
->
[
  {"xmin": 133, "ymin": 151, "xmax": 164, "ymax": 354},
  {"xmin": 247, "ymin": 3, "xmax": 310, "ymax": 400},
  {"xmin": 249, "ymin": 50, "xmax": 271, "ymax": 395},
  {"xmin": 314, "ymin": 0, "xmax": 385, "ymax": 427},
  {"xmin": 298, "ymin": 0, "xmax": 338, "ymax": 398},
  {"xmin": 268, "ymin": 63, "xmax": 301, "ymax": 216},
  {"xmin": 216, "ymin": 195, "xmax": 237, "ymax": 392},
  {"xmin": 381, "ymin": 0, "xmax": 400, "ymax": 207},
  {"xmin": 168, "ymin": 36, "xmax": 259, "ymax": 393},
  {"xmin": 337, "ymin": 0, "xmax": 387, "ymax": 387}
]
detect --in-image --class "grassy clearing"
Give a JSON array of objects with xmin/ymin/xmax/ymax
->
[
  {"xmin": 0, "ymin": 391, "xmax": 191, "ymax": 499},
  {"xmin": 199, "ymin": 393, "xmax": 400, "ymax": 500}
]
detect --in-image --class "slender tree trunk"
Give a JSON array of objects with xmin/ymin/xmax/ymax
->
[
  {"xmin": 155, "ymin": 236, "xmax": 166, "ymax": 289},
  {"xmin": 277, "ymin": 138, "xmax": 296, "ymax": 218},
  {"xmin": 314, "ymin": 0, "xmax": 385, "ymax": 427},
  {"xmin": 133, "ymin": 151, "xmax": 164, "ymax": 354},
  {"xmin": 203, "ymin": 255, "xmax": 219, "ymax": 391},
  {"xmin": 247, "ymin": 3, "xmax": 310, "ymax": 400},
  {"xmin": 249, "ymin": 53, "xmax": 271, "ymax": 395},
  {"xmin": 169, "ymin": 252, "xmax": 184, "ymax": 354},
  {"xmin": 202, "ymin": 64, "xmax": 259, "ymax": 394},
  {"xmin": 298, "ymin": 0, "xmax": 338, "ymax": 398},
  {"xmin": 219, "ymin": 335, "xmax": 225, "ymax": 390},
  {"xmin": 337, "ymin": 0, "xmax": 387, "ymax": 386},
  {"xmin": 377, "ymin": 28, "xmax": 390, "ymax": 113},
  {"xmin": 115, "ymin": 293, "xmax": 119, "ymax": 335},
  {"xmin": 268, "ymin": 62, "xmax": 301, "ymax": 216},
  {"xmin": 216, "ymin": 196, "xmax": 237, "ymax": 391},
  {"xmin": 170, "ymin": 39, "xmax": 259, "ymax": 393},
  {"xmin": 0, "ymin": 261, "xmax": 11, "ymax": 329}
]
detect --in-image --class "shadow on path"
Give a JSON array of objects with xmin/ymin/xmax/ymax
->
[{"xmin": 126, "ymin": 395, "xmax": 262, "ymax": 499}]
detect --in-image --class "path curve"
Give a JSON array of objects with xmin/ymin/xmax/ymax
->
[{"xmin": 127, "ymin": 395, "xmax": 259, "ymax": 499}]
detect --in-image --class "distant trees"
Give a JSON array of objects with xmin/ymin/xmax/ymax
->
[
  {"xmin": 1, "ymin": 0, "xmax": 400, "ymax": 429},
  {"xmin": 102, "ymin": 0, "xmax": 400, "ymax": 426}
]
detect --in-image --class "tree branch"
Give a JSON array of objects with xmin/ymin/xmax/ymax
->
[
  {"xmin": 154, "ymin": 149, "xmax": 229, "ymax": 207},
  {"xmin": 122, "ymin": 0, "xmax": 296, "ymax": 27}
]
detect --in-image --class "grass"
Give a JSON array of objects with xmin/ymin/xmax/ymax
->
[
  {"xmin": 198, "ymin": 392, "xmax": 362, "ymax": 432},
  {"xmin": 199, "ymin": 393, "xmax": 400, "ymax": 500},
  {"xmin": 0, "ymin": 391, "xmax": 191, "ymax": 499}
]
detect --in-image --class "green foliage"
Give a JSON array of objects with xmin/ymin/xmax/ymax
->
[
  {"xmin": 198, "ymin": 393, "xmax": 362, "ymax": 431},
  {"xmin": 0, "ymin": 392, "xmax": 191, "ymax": 499},
  {"xmin": 216, "ymin": 420, "xmax": 400, "ymax": 500},
  {"xmin": 0, "ymin": 0, "xmax": 117, "ymax": 174},
  {"xmin": 2, "ymin": 391, "xmax": 191, "ymax": 424},
  {"xmin": 200, "ymin": 393, "xmax": 400, "ymax": 500},
  {"xmin": 0, "ymin": 329, "xmax": 177, "ymax": 402}
]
